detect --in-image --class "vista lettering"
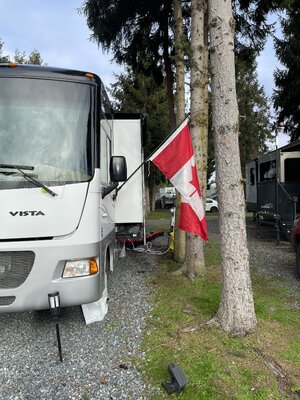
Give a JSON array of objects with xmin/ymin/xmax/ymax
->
[{"xmin": 9, "ymin": 211, "xmax": 45, "ymax": 216}]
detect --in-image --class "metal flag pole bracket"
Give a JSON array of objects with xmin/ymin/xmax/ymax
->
[{"xmin": 48, "ymin": 292, "xmax": 63, "ymax": 362}]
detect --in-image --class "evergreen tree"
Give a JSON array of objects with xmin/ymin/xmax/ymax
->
[
  {"xmin": 82, "ymin": 0, "xmax": 278, "ymax": 129},
  {"xmin": 0, "ymin": 39, "xmax": 10, "ymax": 63},
  {"xmin": 82, "ymin": 1, "xmax": 278, "ymax": 178},
  {"xmin": 207, "ymin": 57, "xmax": 271, "ymax": 181},
  {"xmin": 181, "ymin": 0, "xmax": 209, "ymax": 279},
  {"xmin": 111, "ymin": 68, "xmax": 169, "ymax": 156},
  {"xmin": 27, "ymin": 49, "xmax": 44, "ymax": 65},
  {"xmin": 0, "ymin": 39, "xmax": 44, "ymax": 65},
  {"xmin": 209, "ymin": 0, "xmax": 257, "ymax": 336},
  {"xmin": 233, "ymin": 0, "xmax": 283, "ymax": 60},
  {"xmin": 274, "ymin": 1, "xmax": 300, "ymax": 141},
  {"xmin": 81, "ymin": 0, "xmax": 176, "ymax": 127},
  {"xmin": 237, "ymin": 57, "xmax": 271, "ymax": 174}
]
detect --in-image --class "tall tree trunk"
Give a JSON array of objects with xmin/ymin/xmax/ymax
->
[
  {"xmin": 148, "ymin": 168, "xmax": 157, "ymax": 212},
  {"xmin": 208, "ymin": 0, "xmax": 257, "ymax": 336},
  {"xmin": 162, "ymin": 5, "xmax": 176, "ymax": 129},
  {"xmin": 173, "ymin": 0, "xmax": 186, "ymax": 263},
  {"xmin": 182, "ymin": 0, "xmax": 209, "ymax": 280}
]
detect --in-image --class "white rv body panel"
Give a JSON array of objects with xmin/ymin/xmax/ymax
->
[
  {"xmin": 0, "ymin": 183, "xmax": 88, "ymax": 239},
  {"xmin": 113, "ymin": 119, "xmax": 144, "ymax": 225},
  {"xmin": 280, "ymin": 151, "xmax": 300, "ymax": 182}
]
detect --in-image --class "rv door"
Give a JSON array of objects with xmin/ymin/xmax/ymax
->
[{"xmin": 246, "ymin": 160, "xmax": 257, "ymax": 213}]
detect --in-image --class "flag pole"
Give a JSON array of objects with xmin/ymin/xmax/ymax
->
[{"xmin": 116, "ymin": 114, "xmax": 190, "ymax": 194}]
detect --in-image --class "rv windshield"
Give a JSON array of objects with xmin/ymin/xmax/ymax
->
[{"xmin": 0, "ymin": 77, "xmax": 94, "ymax": 189}]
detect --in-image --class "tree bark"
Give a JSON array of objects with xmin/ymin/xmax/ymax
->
[
  {"xmin": 162, "ymin": 5, "xmax": 176, "ymax": 130},
  {"xmin": 208, "ymin": 0, "xmax": 257, "ymax": 336},
  {"xmin": 182, "ymin": 0, "xmax": 209, "ymax": 280},
  {"xmin": 173, "ymin": 0, "xmax": 186, "ymax": 263}
]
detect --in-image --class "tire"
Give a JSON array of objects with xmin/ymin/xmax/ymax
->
[
  {"xmin": 296, "ymin": 244, "xmax": 300, "ymax": 278},
  {"xmin": 210, "ymin": 206, "xmax": 218, "ymax": 213}
]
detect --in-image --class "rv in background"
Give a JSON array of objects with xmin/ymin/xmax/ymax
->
[
  {"xmin": 245, "ymin": 139, "xmax": 300, "ymax": 239},
  {"xmin": 156, "ymin": 187, "xmax": 176, "ymax": 209}
]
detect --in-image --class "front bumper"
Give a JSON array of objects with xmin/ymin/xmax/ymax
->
[{"xmin": 0, "ymin": 240, "xmax": 102, "ymax": 312}]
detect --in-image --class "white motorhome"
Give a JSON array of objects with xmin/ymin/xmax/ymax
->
[{"xmin": 0, "ymin": 64, "xmax": 144, "ymax": 312}]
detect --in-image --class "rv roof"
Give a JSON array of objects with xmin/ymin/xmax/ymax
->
[
  {"xmin": 246, "ymin": 138, "xmax": 300, "ymax": 165},
  {"xmin": 0, "ymin": 63, "xmax": 102, "ymax": 85},
  {"xmin": 280, "ymin": 138, "xmax": 300, "ymax": 152}
]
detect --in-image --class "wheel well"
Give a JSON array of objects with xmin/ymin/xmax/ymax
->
[{"xmin": 105, "ymin": 244, "xmax": 113, "ymax": 273}]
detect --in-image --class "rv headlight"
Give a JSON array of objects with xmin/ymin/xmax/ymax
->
[{"xmin": 62, "ymin": 258, "xmax": 98, "ymax": 278}]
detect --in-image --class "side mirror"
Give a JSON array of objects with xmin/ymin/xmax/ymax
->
[
  {"xmin": 110, "ymin": 156, "xmax": 127, "ymax": 182},
  {"xmin": 102, "ymin": 156, "xmax": 127, "ymax": 199}
]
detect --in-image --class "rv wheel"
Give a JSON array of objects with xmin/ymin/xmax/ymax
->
[{"xmin": 296, "ymin": 245, "xmax": 300, "ymax": 278}]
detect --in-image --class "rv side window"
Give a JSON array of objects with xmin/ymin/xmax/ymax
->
[
  {"xmin": 284, "ymin": 158, "xmax": 300, "ymax": 182},
  {"xmin": 250, "ymin": 168, "xmax": 255, "ymax": 185},
  {"xmin": 260, "ymin": 161, "xmax": 276, "ymax": 181}
]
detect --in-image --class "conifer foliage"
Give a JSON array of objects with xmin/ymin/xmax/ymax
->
[{"xmin": 274, "ymin": 1, "xmax": 300, "ymax": 141}]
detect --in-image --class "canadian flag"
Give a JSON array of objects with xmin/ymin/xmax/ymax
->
[{"xmin": 149, "ymin": 118, "xmax": 208, "ymax": 241}]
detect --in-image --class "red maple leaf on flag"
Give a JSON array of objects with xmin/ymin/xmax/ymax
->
[{"xmin": 189, "ymin": 165, "xmax": 201, "ymax": 198}]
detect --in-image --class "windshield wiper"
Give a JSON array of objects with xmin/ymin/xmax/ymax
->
[{"xmin": 0, "ymin": 163, "xmax": 57, "ymax": 197}]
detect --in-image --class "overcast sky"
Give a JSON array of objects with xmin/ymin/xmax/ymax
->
[
  {"xmin": 1, "ymin": 0, "xmax": 280, "ymax": 91},
  {"xmin": 0, "ymin": 0, "xmax": 289, "ymax": 146},
  {"xmin": 0, "ymin": 0, "xmax": 123, "ymax": 88}
]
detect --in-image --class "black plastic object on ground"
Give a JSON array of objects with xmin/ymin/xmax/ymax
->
[{"xmin": 162, "ymin": 363, "xmax": 188, "ymax": 394}]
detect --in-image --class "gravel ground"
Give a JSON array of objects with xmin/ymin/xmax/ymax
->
[
  {"xmin": 0, "ymin": 250, "xmax": 160, "ymax": 400},
  {"xmin": 208, "ymin": 216, "xmax": 300, "ymax": 298},
  {"xmin": 1, "ymin": 217, "xmax": 299, "ymax": 400}
]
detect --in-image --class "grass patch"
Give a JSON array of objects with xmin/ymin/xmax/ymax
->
[
  {"xmin": 204, "ymin": 238, "xmax": 221, "ymax": 267},
  {"xmin": 253, "ymin": 276, "xmax": 300, "ymax": 328},
  {"xmin": 279, "ymin": 339, "xmax": 300, "ymax": 365},
  {"xmin": 139, "ymin": 220, "xmax": 300, "ymax": 399},
  {"xmin": 146, "ymin": 210, "xmax": 171, "ymax": 221},
  {"xmin": 145, "ymin": 210, "xmax": 172, "ymax": 234}
]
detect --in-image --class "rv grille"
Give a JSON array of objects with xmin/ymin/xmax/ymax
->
[
  {"xmin": 0, "ymin": 251, "xmax": 35, "ymax": 289},
  {"xmin": 0, "ymin": 296, "xmax": 16, "ymax": 306}
]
